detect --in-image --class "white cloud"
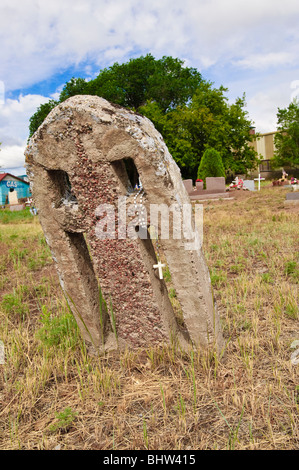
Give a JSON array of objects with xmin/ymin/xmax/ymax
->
[
  {"xmin": 245, "ymin": 76, "xmax": 299, "ymax": 133},
  {"xmin": 0, "ymin": 94, "xmax": 49, "ymax": 142},
  {"xmin": 290, "ymin": 80, "xmax": 299, "ymax": 102},
  {"xmin": 233, "ymin": 52, "xmax": 295, "ymax": 71},
  {"xmin": 1, "ymin": 0, "xmax": 296, "ymax": 91},
  {"xmin": 248, "ymin": 93, "xmax": 279, "ymax": 133},
  {"xmin": 0, "ymin": 144, "xmax": 27, "ymax": 170},
  {"xmin": 0, "ymin": 94, "xmax": 49, "ymax": 169},
  {"xmin": 0, "ymin": 0, "xmax": 299, "ymax": 166}
]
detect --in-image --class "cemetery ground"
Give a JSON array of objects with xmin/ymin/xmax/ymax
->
[{"xmin": 0, "ymin": 186, "xmax": 298, "ymax": 450}]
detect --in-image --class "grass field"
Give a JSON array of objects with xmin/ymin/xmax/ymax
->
[{"xmin": 0, "ymin": 187, "xmax": 298, "ymax": 450}]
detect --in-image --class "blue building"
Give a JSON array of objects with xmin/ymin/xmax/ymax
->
[{"xmin": 0, "ymin": 173, "xmax": 31, "ymax": 205}]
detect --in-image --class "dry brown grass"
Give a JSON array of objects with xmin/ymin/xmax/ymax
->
[{"xmin": 0, "ymin": 187, "xmax": 298, "ymax": 450}]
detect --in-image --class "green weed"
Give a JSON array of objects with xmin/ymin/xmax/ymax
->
[
  {"xmin": 230, "ymin": 264, "xmax": 244, "ymax": 274},
  {"xmin": 1, "ymin": 288, "xmax": 29, "ymax": 320},
  {"xmin": 169, "ymin": 287, "xmax": 176, "ymax": 298},
  {"xmin": 285, "ymin": 301, "xmax": 298, "ymax": 320},
  {"xmin": 49, "ymin": 407, "xmax": 78, "ymax": 433},
  {"xmin": 27, "ymin": 247, "xmax": 52, "ymax": 271},
  {"xmin": 284, "ymin": 261, "xmax": 299, "ymax": 283},
  {"xmin": 36, "ymin": 305, "xmax": 81, "ymax": 351},
  {"xmin": 210, "ymin": 270, "xmax": 227, "ymax": 287},
  {"xmin": 285, "ymin": 261, "xmax": 297, "ymax": 275},
  {"xmin": 163, "ymin": 267, "xmax": 172, "ymax": 282},
  {"xmin": 261, "ymin": 273, "xmax": 274, "ymax": 284}
]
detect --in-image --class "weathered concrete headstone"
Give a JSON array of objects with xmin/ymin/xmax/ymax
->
[
  {"xmin": 183, "ymin": 179, "xmax": 193, "ymax": 194},
  {"xmin": 25, "ymin": 95, "xmax": 223, "ymax": 354},
  {"xmin": 206, "ymin": 177, "xmax": 226, "ymax": 193},
  {"xmin": 186, "ymin": 177, "xmax": 229, "ymax": 201},
  {"xmin": 285, "ymin": 192, "xmax": 299, "ymax": 204},
  {"xmin": 196, "ymin": 181, "xmax": 203, "ymax": 191},
  {"xmin": 243, "ymin": 180, "xmax": 255, "ymax": 191}
]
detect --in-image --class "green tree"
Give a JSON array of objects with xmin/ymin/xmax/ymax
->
[
  {"xmin": 86, "ymin": 54, "xmax": 202, "ymax": 112},
  {"xmin": 28, "ymin": 54, "xmax": 202, "ymax": 138},
  {"xmin": 223, "ymin": 95, "xmax": 258, "ymax": 176},
  {"xmin": 86, "ymin": 54, "xmax": 158, "ymax": 109},
  {"xmin": 59, "ymin": 77, "xmax": 89, "ymax": 102},
  {"xmin": 197, "ymin": 148, "xmax": 226, "ymax": 185},
  {"xmin": 273, "ymin": 99, "xmax": 299, "ymax": 168},
  {"xmin": 141, "ymin": 82, "xmax": 258, "ymax": 179}
]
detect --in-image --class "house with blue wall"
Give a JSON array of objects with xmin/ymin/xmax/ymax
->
[{"xmin": 0, "ymin": 173, "xmax": 31, "ymax": 205}]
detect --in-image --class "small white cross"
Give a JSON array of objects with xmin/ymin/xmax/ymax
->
[
  {"xmin": 254, "ymin": 172, "xmax": 265, "ymax": 191},
  {"xmin": 153, "ymin": 261, "xmax": 166, "ymax": 279}
]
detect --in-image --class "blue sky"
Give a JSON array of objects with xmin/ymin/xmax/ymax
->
[{"xmin": 1, "ymin": 0, "xmax": 299, "ymax": 174}]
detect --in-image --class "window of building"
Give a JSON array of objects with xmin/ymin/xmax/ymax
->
[{"xmin": 259, "ymin": 160, "xmax": 272, "ymax": 172}]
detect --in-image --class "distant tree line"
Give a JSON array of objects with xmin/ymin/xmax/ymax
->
[{"xmin": 29, "ymin": 54, "xmax": 259, "ymax": 180}]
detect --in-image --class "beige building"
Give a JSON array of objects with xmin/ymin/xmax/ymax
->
[
  {"xmin": 250, "ymin": 130, "xmax": 277, "ymax": 174},
  {"xmin": 247, "ymin": 129, "xmax": 298, "ymax": 179}
]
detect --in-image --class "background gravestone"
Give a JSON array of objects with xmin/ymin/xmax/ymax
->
[
  {"xmin": 26, "ymin": 95, "xmax": 224, "ymax": 354},
  {"xmin": 183, "ymin": 179, "xmax": 193, "ymax": 194},
  {"xmin": 285, "ymin": 192, "xmax": 299, "ymax": 204},
  {"xmin": 206, "ymin": 177, "xmax": 226, "ymax": 193},
  {"xmin": 243, "ymin": 180, "xmax": 255, "ymax": 191}
]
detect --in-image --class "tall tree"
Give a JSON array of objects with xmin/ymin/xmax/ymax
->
[
  {"xmin": 86, "ymin": 54, "xmax": 158, "ymax": 109},
  {"xmin": 273, "ymin": 99, "xmax": 299, "ymax": 168},
  {"xmin": 140, "ymin": 82, "xmax": 258, "ymax": 179},
  {"xmin": 57, "ymin": 54, "xmax": 202, "ymax": 112},
  {"xmin": 28, "ymin": 54, "xmax": 202, "ymax": 139},
  {"xmin": 59, "ymin": 78, "xmax": 88, "ymax": 102}
]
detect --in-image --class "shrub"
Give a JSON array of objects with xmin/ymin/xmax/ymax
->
[{"xmin": 197, "ymin": 148, "xmax": 226, "ymax": 187}]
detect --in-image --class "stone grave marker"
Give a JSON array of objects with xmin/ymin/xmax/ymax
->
[
  {"xmin": 285, "ymin": 192, "xmax": 299, "ymax": 204},
  {"xmin": 25, "ymin": 95, "xmax": 223, "ymax": 354},
  {"xmin": 183, "ymin": 179, "xmax": 193, "ymax": 194},
  {"xmin": 186, "ymin": 177, "xmax": 229, "ymax": 201},
  {"xmin": 196, "ymin": 181, "xmax": 204, "ymax": 190},
  {"xmin": 206, "ymin": 177, "xmax": 226, "ymax": 193},
  {"xmin": 243, "ymin": 180, "xmax": 255, "ymax": 191}
]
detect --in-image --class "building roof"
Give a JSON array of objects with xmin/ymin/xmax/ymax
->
[
  {"xmin": 0, "ymin": 173, "xmax": 30, "ymax": 185},
  {"xmin": 257, "ymin": 131, "xmax": 277, "ymax": 138}
]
